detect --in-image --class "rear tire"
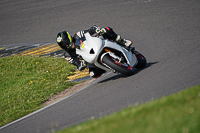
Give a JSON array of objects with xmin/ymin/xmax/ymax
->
[
  {"xmin": 102, "ymin": 54, "xmax": 135, "ymax": 76},
  {"xmin": 134, "ymin": 51, "xmax": 146, "ymax": 69}
]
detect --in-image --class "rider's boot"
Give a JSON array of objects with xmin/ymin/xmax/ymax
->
[{"xmin": 115, "ymin": 35, "xmax": 134, "ymax": 51}]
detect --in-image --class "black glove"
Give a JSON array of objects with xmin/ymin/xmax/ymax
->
[
  {"xmin": 78, "ymin": 60, "xmax": 87, "ymax": 71},
  {"xmin": 89, "ymin": 25, "xmax": 106, "ymax": 36},
  {"xmin": 96, "ymin": 27, "xmax": 106, "ymax": 36}
]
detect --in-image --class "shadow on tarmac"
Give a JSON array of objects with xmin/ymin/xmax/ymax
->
[{"xmin": 98, "ymin": 62, "xmax": 159, "ymax": 83}]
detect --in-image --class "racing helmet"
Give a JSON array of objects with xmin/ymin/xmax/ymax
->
[{"xmin": 56, "ymin": 31, "xmax": 73, "ymax": 50}]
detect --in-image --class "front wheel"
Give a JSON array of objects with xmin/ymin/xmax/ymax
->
[{"xmin": 101, "ymin": 54, "xmax": 135, "ymax": 76}]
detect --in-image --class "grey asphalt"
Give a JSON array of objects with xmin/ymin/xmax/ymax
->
[{"xmin": 1, "ymin": 0, "xmax": 200, "ymax": 133}]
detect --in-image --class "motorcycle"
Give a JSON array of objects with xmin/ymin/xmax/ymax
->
[{"xmin": 75, "ymin": 33, "xmax": 146, "ymax": 76}]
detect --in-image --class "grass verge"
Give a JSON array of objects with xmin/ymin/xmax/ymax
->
[
  {"xmin": 58, "ymin": 85, "xmax": 200, "ymax": 133},
  {"xmin": 0, "ymin": 55, "xmax": 77, "ymax": 127}
]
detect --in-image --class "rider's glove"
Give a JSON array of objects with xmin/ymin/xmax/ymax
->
[
  {"xmin": 96, "ymin": 27, "xmax": 106, "ymax": 36},
  {"xmin": 89, "ymin": 25, "xmax": 106, "ymax": 37},
  {"xmin": 78, "ymin": 60, "xmax": 87, "ymax": 71}
]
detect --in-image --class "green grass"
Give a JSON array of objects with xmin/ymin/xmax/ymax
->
[
  {"xmin": 1, "ymin": 56, "xmax": 200, "ymax": 132},
  {"xmin": 0, "ymin": 56, "xmax": 77, "ymax": 127},
  {"xmin": 58, "ymin": 85, "xmax": 200, "ymax": 133}
]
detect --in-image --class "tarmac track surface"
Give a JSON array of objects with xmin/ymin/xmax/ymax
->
[{"xmin": 0, "ymin": 0, "xmax": 200, "ymax": 133}]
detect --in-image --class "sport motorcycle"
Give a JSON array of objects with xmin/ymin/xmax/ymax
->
[{"xmin": 75, "ymin": 33, "xmax": 146, "ymax": 76}]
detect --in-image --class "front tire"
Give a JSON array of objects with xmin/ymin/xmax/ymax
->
[{"xmin": 102, "ymin": 54, "xmax": 135, "ymax": 76}]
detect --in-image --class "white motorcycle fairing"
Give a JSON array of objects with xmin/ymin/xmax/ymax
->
[{"xmin": 75, "ymin": 33, "xmax": 137, "ymax": 72}]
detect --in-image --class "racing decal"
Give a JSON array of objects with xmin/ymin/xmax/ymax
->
[
  {"xmin": 66, "ymin": 57, "xmax": 71, "ymax": 61},
  {"xmin": 89, "ymin": 71, "xmax": 94, "ymax": 77},
  {"xmin": 106, "ymin": 27, "xmax": 113, "ymax": 31},
  {"xmin": 76, "ymin": 32, "xmax": 81, "ymax": 38},
  {"xmin": 57, "ymin": 36, "xmax": 62, "ymax": 42},
  {"xmin": 66, "ymin": 32, "xmax": 72, "ymax": 43},
  {"xmin": 81, "ymin": 43, "xmax": 85, "ymax": 49},
  {"xmin": 76, "ymin": 31, "xmax": 84, "ymax": 38},
  {"xmin": 95, "ymin": 27, "xmax": 102, "ymax": 33},
  {"xmin": 65, "ymin": 57, "xmax": 73, "ymax": 63}
]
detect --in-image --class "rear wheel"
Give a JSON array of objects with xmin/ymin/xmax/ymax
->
[
  {"xmin": 134, "ymin": 51, "xmax": 146, "ymax": 69},
  {"xmin": 102, "ymin": 54, "xmax": 135, "ymax": 76}
]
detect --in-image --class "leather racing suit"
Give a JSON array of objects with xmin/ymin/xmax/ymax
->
[{"xmin": 64, "ymin": 25, "xmax": 132, "ymax": 78}]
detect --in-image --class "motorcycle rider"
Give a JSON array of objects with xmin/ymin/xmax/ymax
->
[{"xmin": 56, "ymin": 25, "xmax": 133, "ymax": 78}]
